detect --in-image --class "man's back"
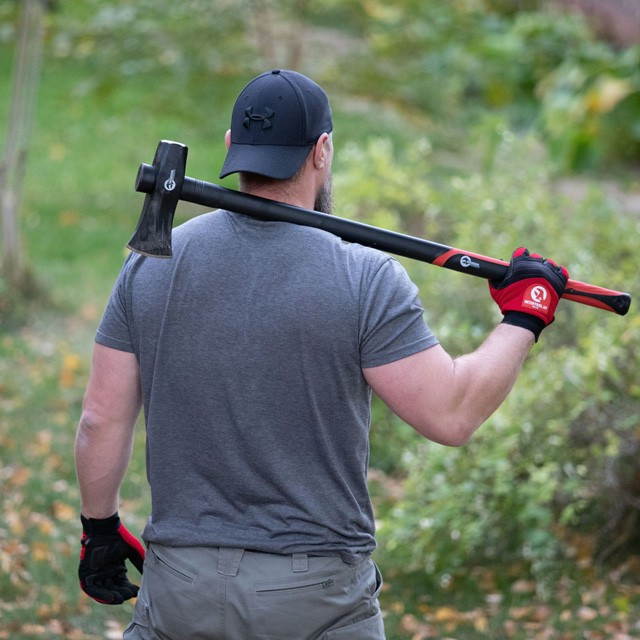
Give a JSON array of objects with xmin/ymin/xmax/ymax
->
[{"xmin": 97, "ymin": 210, "xmax": 436, "ymax": 562}]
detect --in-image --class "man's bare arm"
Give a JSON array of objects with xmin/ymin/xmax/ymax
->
[
  {"xmin": 363, "ymin": 323, "xmax": 534, "ymax": 446},
  {"xmin": 75, "ymin": 343, "xmax": 142, "ymax": 518}
]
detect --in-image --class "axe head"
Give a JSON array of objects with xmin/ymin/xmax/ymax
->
[{"xmin": 127, "ymin": 140, "xmax": 188, "ymax": 258}]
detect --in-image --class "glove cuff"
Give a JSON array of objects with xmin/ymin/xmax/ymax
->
[
  {"xmin": 501, "ymin": 311, "xmax": 546, "ymax": 343},
  {"xmin": 81, "ymin": 512, "xmax": 120, "ymax": 535}
]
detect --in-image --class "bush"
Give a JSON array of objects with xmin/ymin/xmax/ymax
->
[
  {"xmin": 346, "ymin": 0, "xmax": 640, "ymax": 171},
  {"xmin": 336, "ymin": 129, "xmax": 639, "ymax": 592},
  {"xmin": 537, "ymin": 45, "xmax": 640, "ymax": 170}
]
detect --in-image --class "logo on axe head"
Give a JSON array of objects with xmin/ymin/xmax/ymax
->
[
  {"xmin": 164, "ymin": 170, "xmax": 177, "ymax": 192},
  {"xmin": 244, "ymin": 106, "xmax": 275, "ymax": 130}
]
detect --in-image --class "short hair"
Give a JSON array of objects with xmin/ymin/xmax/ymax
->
[{"xmin": 238, "ymin": 159, "xmax": 306, "ymax": 194}]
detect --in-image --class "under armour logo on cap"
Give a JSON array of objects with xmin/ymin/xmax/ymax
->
[{"xmin": 244, "ymin": 106, "xmax": 275, "ymax": 130}]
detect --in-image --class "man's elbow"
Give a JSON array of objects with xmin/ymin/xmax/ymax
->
[
  {"xmin": 437, "ymin": 422, "xmax": 475, "ymax": 447},
  {"xmin": 412, "ymin": 415, "xmax": 481, "ymax": 447},
  {"xmin": 444, "ymin": 423, "xmax": 476, "ymax": 447},
  {"xmin": 76, "ymin": 406, "xmax": 109, "ymax": 445}
]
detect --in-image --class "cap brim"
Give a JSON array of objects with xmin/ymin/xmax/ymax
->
[{"xmin": 219, "ymin": 143, "xmax": 313, "ymax": 180}]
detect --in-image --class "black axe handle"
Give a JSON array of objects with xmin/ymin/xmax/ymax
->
[{"xmin": 130, "ymin": 150, "xmax": 631, "ymax": 316}]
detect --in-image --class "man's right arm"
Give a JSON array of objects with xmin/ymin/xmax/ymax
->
[
  {"xmin": 364, "ymin": 247, "xmax": 568, "ymax": 446},
  {"xmin": 363, "ymin": 322, "xmax": 533, "ymax": 446}
]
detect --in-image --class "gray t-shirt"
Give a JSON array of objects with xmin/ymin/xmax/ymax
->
[{"xmin": 97, "ymin": 210, "xmax": 437, "ymax": 563}]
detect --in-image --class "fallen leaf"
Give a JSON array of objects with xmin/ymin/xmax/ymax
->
[
  {"xmin": 28, "ymin": 430, "xmax": 53, "ymax": 457},
  {"xmin": 432, "ymin": 606, "xmax": 464, "ymax": 623},
  {"xmin": 510, "ymin": 606, "xmax": 534, "ymax": 620},
  {"xmin": 473, "ymin": 613, "xmax": 489, "ymax": 632},
  {"xmin": 9, "ymin": 466, "xmax": 31, "ymax": 487},
  {"xmin": 578, "ymin": 606, "xmax": 599, "ymax": 621},
  {"xmin": 105, "ymin": 619, "xmax": 124, "ymax": 640},
  {"xmin": 46, "ymin": 620, "xmax": 64, "ymax": 634},
  {"xmin": 53, "ymin": 501, "xmax": 76, "ymax": 522},
  {"xmin": 58, "ymin": 209, "xmax": 80, "ymax": 227},
  {"xmin": 59, "ymin": 353, "xmax": 82, "ymax": 388},
  {"xmin": 6, "ymin": 511, "xmax": 26, "ymax": 537},
  {"xmin": 511, "ymin": 579, "xmax": 536, "ymax": 594},
  {"xmin": 19, "ymin": 624, "xmax": 47, "ymax": 634},
  {"xmin": 390, "ymin": 601, "xmax": 405, "ymax": 614},
  {"xmin": 32, "ymin": 514, "xmax": 54, "ymax": 536},
  {"xmin": 32, "ymin": 542, "xmax": 52, "ymax": 563}
]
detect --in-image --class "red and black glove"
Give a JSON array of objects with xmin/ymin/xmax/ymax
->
[
  {"xmin": 79, "ymin": 512, "xmax": 145, "ymax": 605},
  {"xmin": 489, "ymin": 247, "xmax": 568, "ymax": 341}
]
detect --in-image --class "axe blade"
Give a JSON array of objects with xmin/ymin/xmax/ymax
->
[{"xmin": 127, "ymin": 140, "xmax": 188, "ymax": 258}]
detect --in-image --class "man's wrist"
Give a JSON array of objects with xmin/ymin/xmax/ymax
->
[
  {"xmin": 81, "ymin": 512, "xmax": 120, "ymax": 534},
  {"xmin": 501, "ymin": 311, "xmax": 545, "ymax": 342}
]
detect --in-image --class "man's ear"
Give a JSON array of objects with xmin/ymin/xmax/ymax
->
[
  {"xmin": 313, "ymin": 133, "xmax": 330, "ymax": 169},
  {"xmin": 225, "ymin": 129, "xmax": 231, "ymax": 150}
]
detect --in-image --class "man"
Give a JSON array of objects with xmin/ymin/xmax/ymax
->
[{"xmin": 75, "ymin": 69, "xmax": 568, "ymax": 639}]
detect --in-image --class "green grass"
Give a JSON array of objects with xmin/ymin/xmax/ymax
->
[{"xmin": 19, "ymin": 59, "xmax": 238, "ymax": 301}]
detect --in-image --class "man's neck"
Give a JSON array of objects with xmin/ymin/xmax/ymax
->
[{"xmin": 245, "ymin": 184, "xmax": 315, "ymax": 211}]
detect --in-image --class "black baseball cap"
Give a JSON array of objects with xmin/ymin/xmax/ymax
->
[{"xmin": 220, "ymin": 69, "xmax": 333, "ymax": 180}]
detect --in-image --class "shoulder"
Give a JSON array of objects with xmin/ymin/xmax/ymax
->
[
  {"xmin": 294, "ymin": 223, "xmax": 393, "ymax": 268},
  {"xmin": 173, "ymin": 210, "xmax": 224, "ymax": 241}
]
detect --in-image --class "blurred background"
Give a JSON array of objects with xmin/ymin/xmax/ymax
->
[{"xmin": 1, "ymin": 1, "xmax": 639, "ymax": 638}]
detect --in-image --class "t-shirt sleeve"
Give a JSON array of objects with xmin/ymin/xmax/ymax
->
[
  {"xmin": 95, "ymin": 258, "xmax": 136, "ymax": 354},
  {"xmin": 360, "ymin": 257, "xmax": 438, "ymax": 368}
]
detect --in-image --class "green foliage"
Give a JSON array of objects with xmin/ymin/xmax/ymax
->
[
  {"xmin": 344, "ymin": 0, "xmax": 640, "ymax": 171},
  {"xmin": 5, "ymin": 0, "xmax": 640, "ymax": 172},
  {"xmin": 537, "ymin": 45, "xmax": 640, "ymax": 170},
  {"xmin": 348, "ymin": 2, "xmax": 586, "ymax": 113},
  {"xmin": 48, "ymin": 0, "xmax": 254, "ymax": 92},
  {"xmin": 336, "ymin": 130, "xmax": 639, "ymax": 593},
  {"xmin": 335, "ymin": 137, "xmax": 438, "ymax": 237},
  {"xmin": 369, "ymin": 396, "xmax": 423, "ymax": 476}
]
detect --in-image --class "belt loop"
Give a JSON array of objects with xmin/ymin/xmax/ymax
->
[
  {"xmin": 217, "ymin": 548, "xmax": 245, "ymax": 576},
  {"xmin": 292, "ymin": 553, "xmax": 309, "ymax": 573}
]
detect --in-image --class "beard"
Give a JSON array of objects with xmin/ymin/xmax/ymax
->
[{"xmin": 314, "ymin": 173, "xmax": 333, "ymax": 215}]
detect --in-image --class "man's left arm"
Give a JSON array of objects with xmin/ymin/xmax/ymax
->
[
  {"xmin": 75, "ymin": 343, "xmax": 146, "ymax": 605},
  {"xmin": 75, "ymin": 343, "xmax": 142, "ymax": 517}
]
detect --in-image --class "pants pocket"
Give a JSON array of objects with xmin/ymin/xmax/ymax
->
[
  {"xmin": 325, "ymin": 610, "xmax": 385, "ymax": 639},
  {"xmin": 123, "ymin": 594, "xmax": 150, "ymax": 639},
  {"xmin": 143, "ymin": 546, "xmax": 202, "ymax": 637},
  {"xmin": 255, "ymin": 576, "xmax": 336, "ymax": 598},
  {"xmin": 249, "ymin": 565, "xmax": 351, "ymax": 639},
  {"xmin": 369, "ymin": 560, "xmax": 383, "ymax": 600},
  {"xmin": 149, "ymin": 545, "xmax": 196, "ymax": 583}
]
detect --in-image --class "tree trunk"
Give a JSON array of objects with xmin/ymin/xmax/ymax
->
[{"xmin": 0, "ymin": 0, "xmax": 45, "ymax": 289}]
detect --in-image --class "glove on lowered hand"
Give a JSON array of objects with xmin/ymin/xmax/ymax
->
[
  {"xmin": 79, "ymin": 512, "xmax": 145, "ymax": 605},
  {"xmin": 489, "ymin": 247, "xmax": 568, "ymax": 341}
]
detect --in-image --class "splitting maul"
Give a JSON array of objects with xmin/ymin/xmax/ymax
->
[{"xmin": 128, "ymin": 140, "xmax": 631, "ymax": 316}]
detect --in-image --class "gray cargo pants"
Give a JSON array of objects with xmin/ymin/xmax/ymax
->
[{"xmin": 123, "ymin": 544, "xmax": 386, "ymax": 639}]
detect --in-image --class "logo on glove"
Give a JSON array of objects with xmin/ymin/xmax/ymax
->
[{"xmin": 522, "ymin": 285, "xmax": 549, "ymax": 313}]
